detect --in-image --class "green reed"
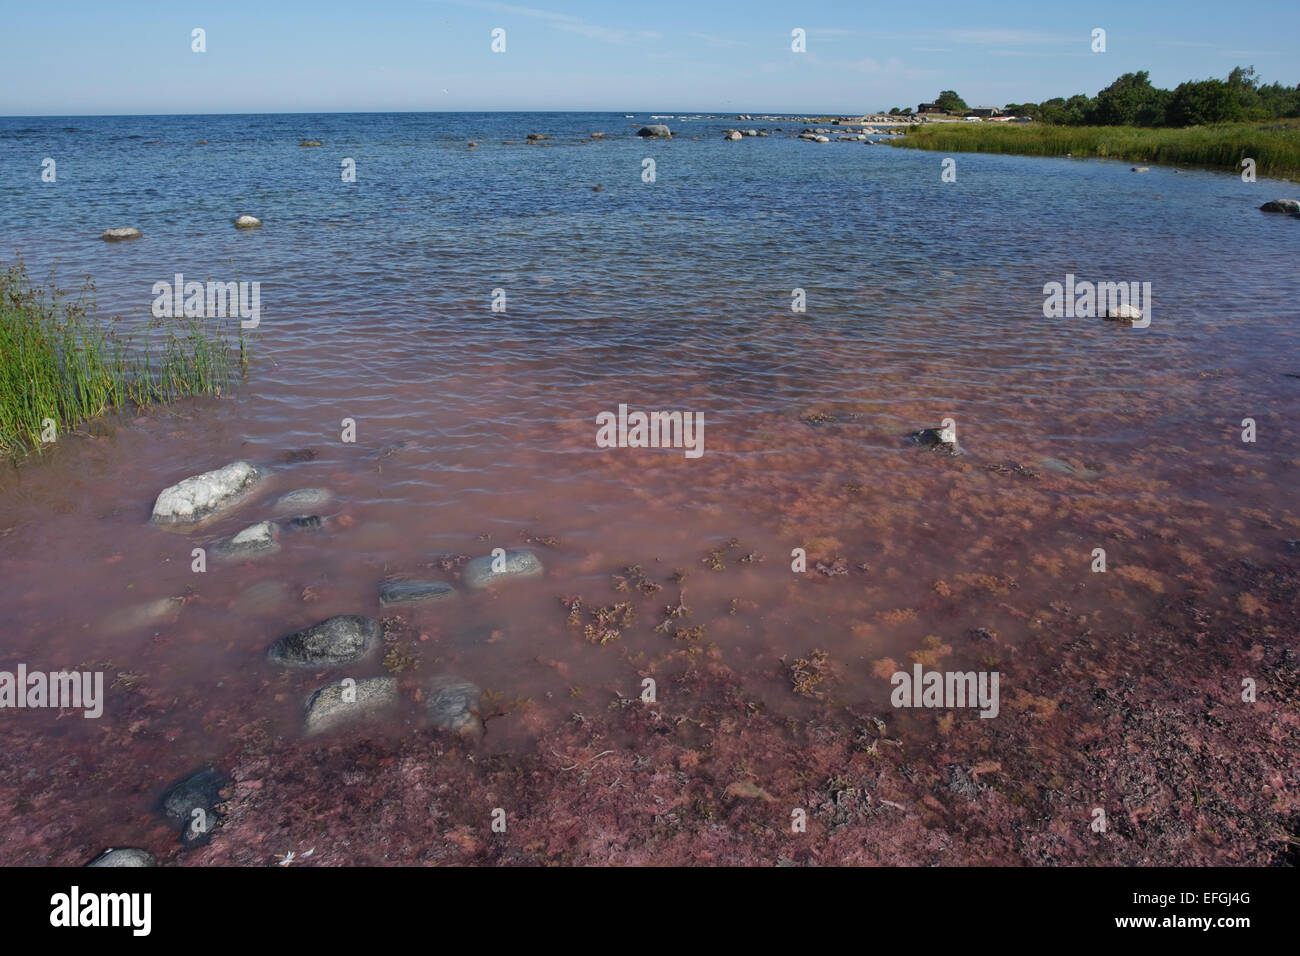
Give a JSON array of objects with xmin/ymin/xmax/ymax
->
[
  {"xmin": 891, "ymin": 121, "xmax": 1300, "ymax": 179},
  {"xmin": 0, "ymin": 262, "xmax": 247, "ymax": 458}
]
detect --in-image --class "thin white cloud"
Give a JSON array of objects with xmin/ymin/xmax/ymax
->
[
  {"xmin": 687, "ymin": 31, "xmax": 746, "ymax": 48},
  {"xmin": 946, "ymin": 28, "xmax": 1077, "ymax": 46},
  {"xmin": 437, "ymin": 0, "xmax": 657, "ymax": 45}
]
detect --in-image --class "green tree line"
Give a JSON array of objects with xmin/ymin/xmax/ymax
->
[{"xmin": 891, "ymin": 68, "xmax": 1300, "ymax": 126}]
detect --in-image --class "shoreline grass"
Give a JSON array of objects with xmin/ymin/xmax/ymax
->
[
  {"xmin": 0, "ymin": 262, "xmax": 247, "ymax": 459},
  {"xmin": 890, "ymin": 121, "xmax": 1300, "ymax": 180}
]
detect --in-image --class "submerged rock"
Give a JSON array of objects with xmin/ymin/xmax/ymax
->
[
  {"xmin": 379, "ymin": 579, "xmax": 456, "ymax": 607},
  {"xmin": 232, "ymin": 579, "xmax": 290, "ymax": 614},
  {"xmin": 1259, "ymin": 199, "xmax": 1299, "ymax": 214},
  {"xmin": 304, "ymin": 676, "xmax": 398, "ymax": 735},
  {"xmin": 234, "ymin": 214, "xmax": 262, "ymax": 228},
  {"xmin": 212, "ymin": 520, "xmax": 279, "ymax": 558},
  {"xmin": 268, "ymin": 615, "xmax": 381, "ymax": 668},
  {"xmin": 286, "ymin": 515, "xmax": 323, "ymax": 530},
  {"xmin": 101, "ymin": 227, "xmax": 142, "ymax": 241},
  {"xmin": 1131, "ymin": 166, "xmax": 1150, "ymax": 173},
  {"xmin": 159, "ymin": 767, "xmax": 227, "ymax": 848},
  {"xmin": 87, "ymin": 848, "xmax": 156, "ymax": 867},
  {"xmin": 461, "ymin": 549, "xmax": 544, "ymax": 590},
  {"xmin": 298, "ymin": 140, "xmax": 322, "ymax": 147},
  {"xmin": 1039, "ymin": 457, "xmax": 1102, "ymax": 481},
  {"xmin": 151, "ymin": 460, "xmax": 263, "ymax": 525},
  {"xmin": 103, "ymin": 597, "xmax": 182, "ymax": 636},
  {"xmin": 909, "ymin": 426, "xmax": 960, "ymax": 455},
  {"xmin": 426, "ymin": 676, "xmax": 484, "ymax": 738},
  {"xmin": 272, "ymin": 488, "xmax": 332, "ymax": 512},
  {"xmin": 637, "ymin": 124, "xmax": 671, "ymax": 138}
]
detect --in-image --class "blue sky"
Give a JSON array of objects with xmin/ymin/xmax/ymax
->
[{"xmin": 2, "ymin": 0, "xmax": 1297, "ymax": 115}]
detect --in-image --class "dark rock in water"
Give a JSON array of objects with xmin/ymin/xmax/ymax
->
[
  {"xmin": 304, "ymin": 676, "xmax": 398, "ymax": 735},
  {"xmin": 280, "ymin": 448, "xmax": 318, "ymax": 463},
  {"xmin": 268, "ymin": 615, "xmax": 381, "ymax": 668},
  {"xmin": 637, "ymin": 124, "xmax": 671, "ymax": 138},
  {"xmin": 160, "ymin": 767, "xmax": 226, "ymax": 848},
  {"xmin": 462, "ymin": 549, "xmax": 544, "ymax": 589},
  {"xmin": 1285, "ymin": 539, "xmax": 1300, "ymax": 554},
  {"xmin": 426, "ymin": 676, "xmax": 484, "ymax": 738},
  {"xmin": 379, "ymin": 579, "xmax": 456, "ymax": 607},
  {"xmin": 909, "ymin": 427, "xmax": 960, "ymax": 455},
  {"xmin": 1259, "ymin": 199, "xmax": 1299, "ymax": 214},
  {"xmin": 287, "ymin": 514, "xmax": 323, "ymax": 529},
  {"xmin": 526, "ymin": 133, "xmax": 548, "ymax": 141},
  {"xmin": 87, "ymin": 848, "xmax": 156, "ymax": 867}
]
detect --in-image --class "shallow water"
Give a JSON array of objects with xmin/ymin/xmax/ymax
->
[{"xmin": 0, "ymin": 112, "xmax": 1297, "ymax": 862}]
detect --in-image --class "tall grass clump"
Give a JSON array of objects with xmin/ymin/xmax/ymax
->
[
  {"xmin": 891, "ymin": 121, "xmax": 1300, "ymax": 179},
  {"xmin": 0, "ymin": 262, "xmax": 247, "ymax": 458}
]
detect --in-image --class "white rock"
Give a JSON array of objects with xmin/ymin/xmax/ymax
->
[
  {"xmin": 725, "ymin": 130, "xmax": 742, "ymax": 141},
  {"xmin": 1105, "ymin": 303, "xmax": 1144, "ymax": 321},
  {"xmin": 151, "ymin": 460, "xmax": 263, "ymax": 525},
  {"xmin": 234, "ymin": 215, "xmax": 262, "ymax": 228},
  {"xmin": 102, "ymin": 227, "xmax": 142, "ymax": 241},
  {"xmin": 231, "ymin": 521, "xmax": 274, "ymax": 545}
]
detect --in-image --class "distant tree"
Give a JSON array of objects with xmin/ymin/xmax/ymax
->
[
  {"xmin": 888, "ymin": 107, "xmax": 901, "ymax": 115},
  {"xmin": 901, "ymin": 107, "xmax": 913, "ymax": 114},
  {"xmin": 1093, "ymin": 71, "xmax": 1170, "ymax": 126},
  {"xmin": 1256, "ymin": 80, "xmax": 1300, "ymax": 119},
  {"xmin": 1003, "ymin": 102, "xmax": 1039, "ymax": 120},
  {"xmin": 934, "ymin": 90, "xmax": 968, "ymax": 112},
  {"xmin": 1227, "ymin": 65, "xmax": 1272, "ymax": 120},
  {"xmin": 1167, "ymin": 78, "xmax": 1244, "ymax": 126},
  {"xmin": 1062, "ymin": 93, "xmax": 1096, "ymax": 125},
  {"xmin": 1037, "ymin": 97, "xmax": 1068, "ymax": 125}
]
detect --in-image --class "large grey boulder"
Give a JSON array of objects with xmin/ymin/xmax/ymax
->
[
  {"xmin": 102, "ymin": 227, "xmax": 142, "ymax": 241},
  {"xmin": 461, "ymin": 549, "xmax": 544, "ymax": 590},
  {"xmin": 637, "ymin": 125, "xmax": 671, "ymax": 138},
  {"xmin": 304, "ymin": 676, "xmax": 398, "ymax": 735},
  {"xmin": 151, "ymin": 460, "xmax": 263, "ymax": 525},
  {"xmin": 268, "ymin": 615, "xmax": 381, "ymax": 668}
]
